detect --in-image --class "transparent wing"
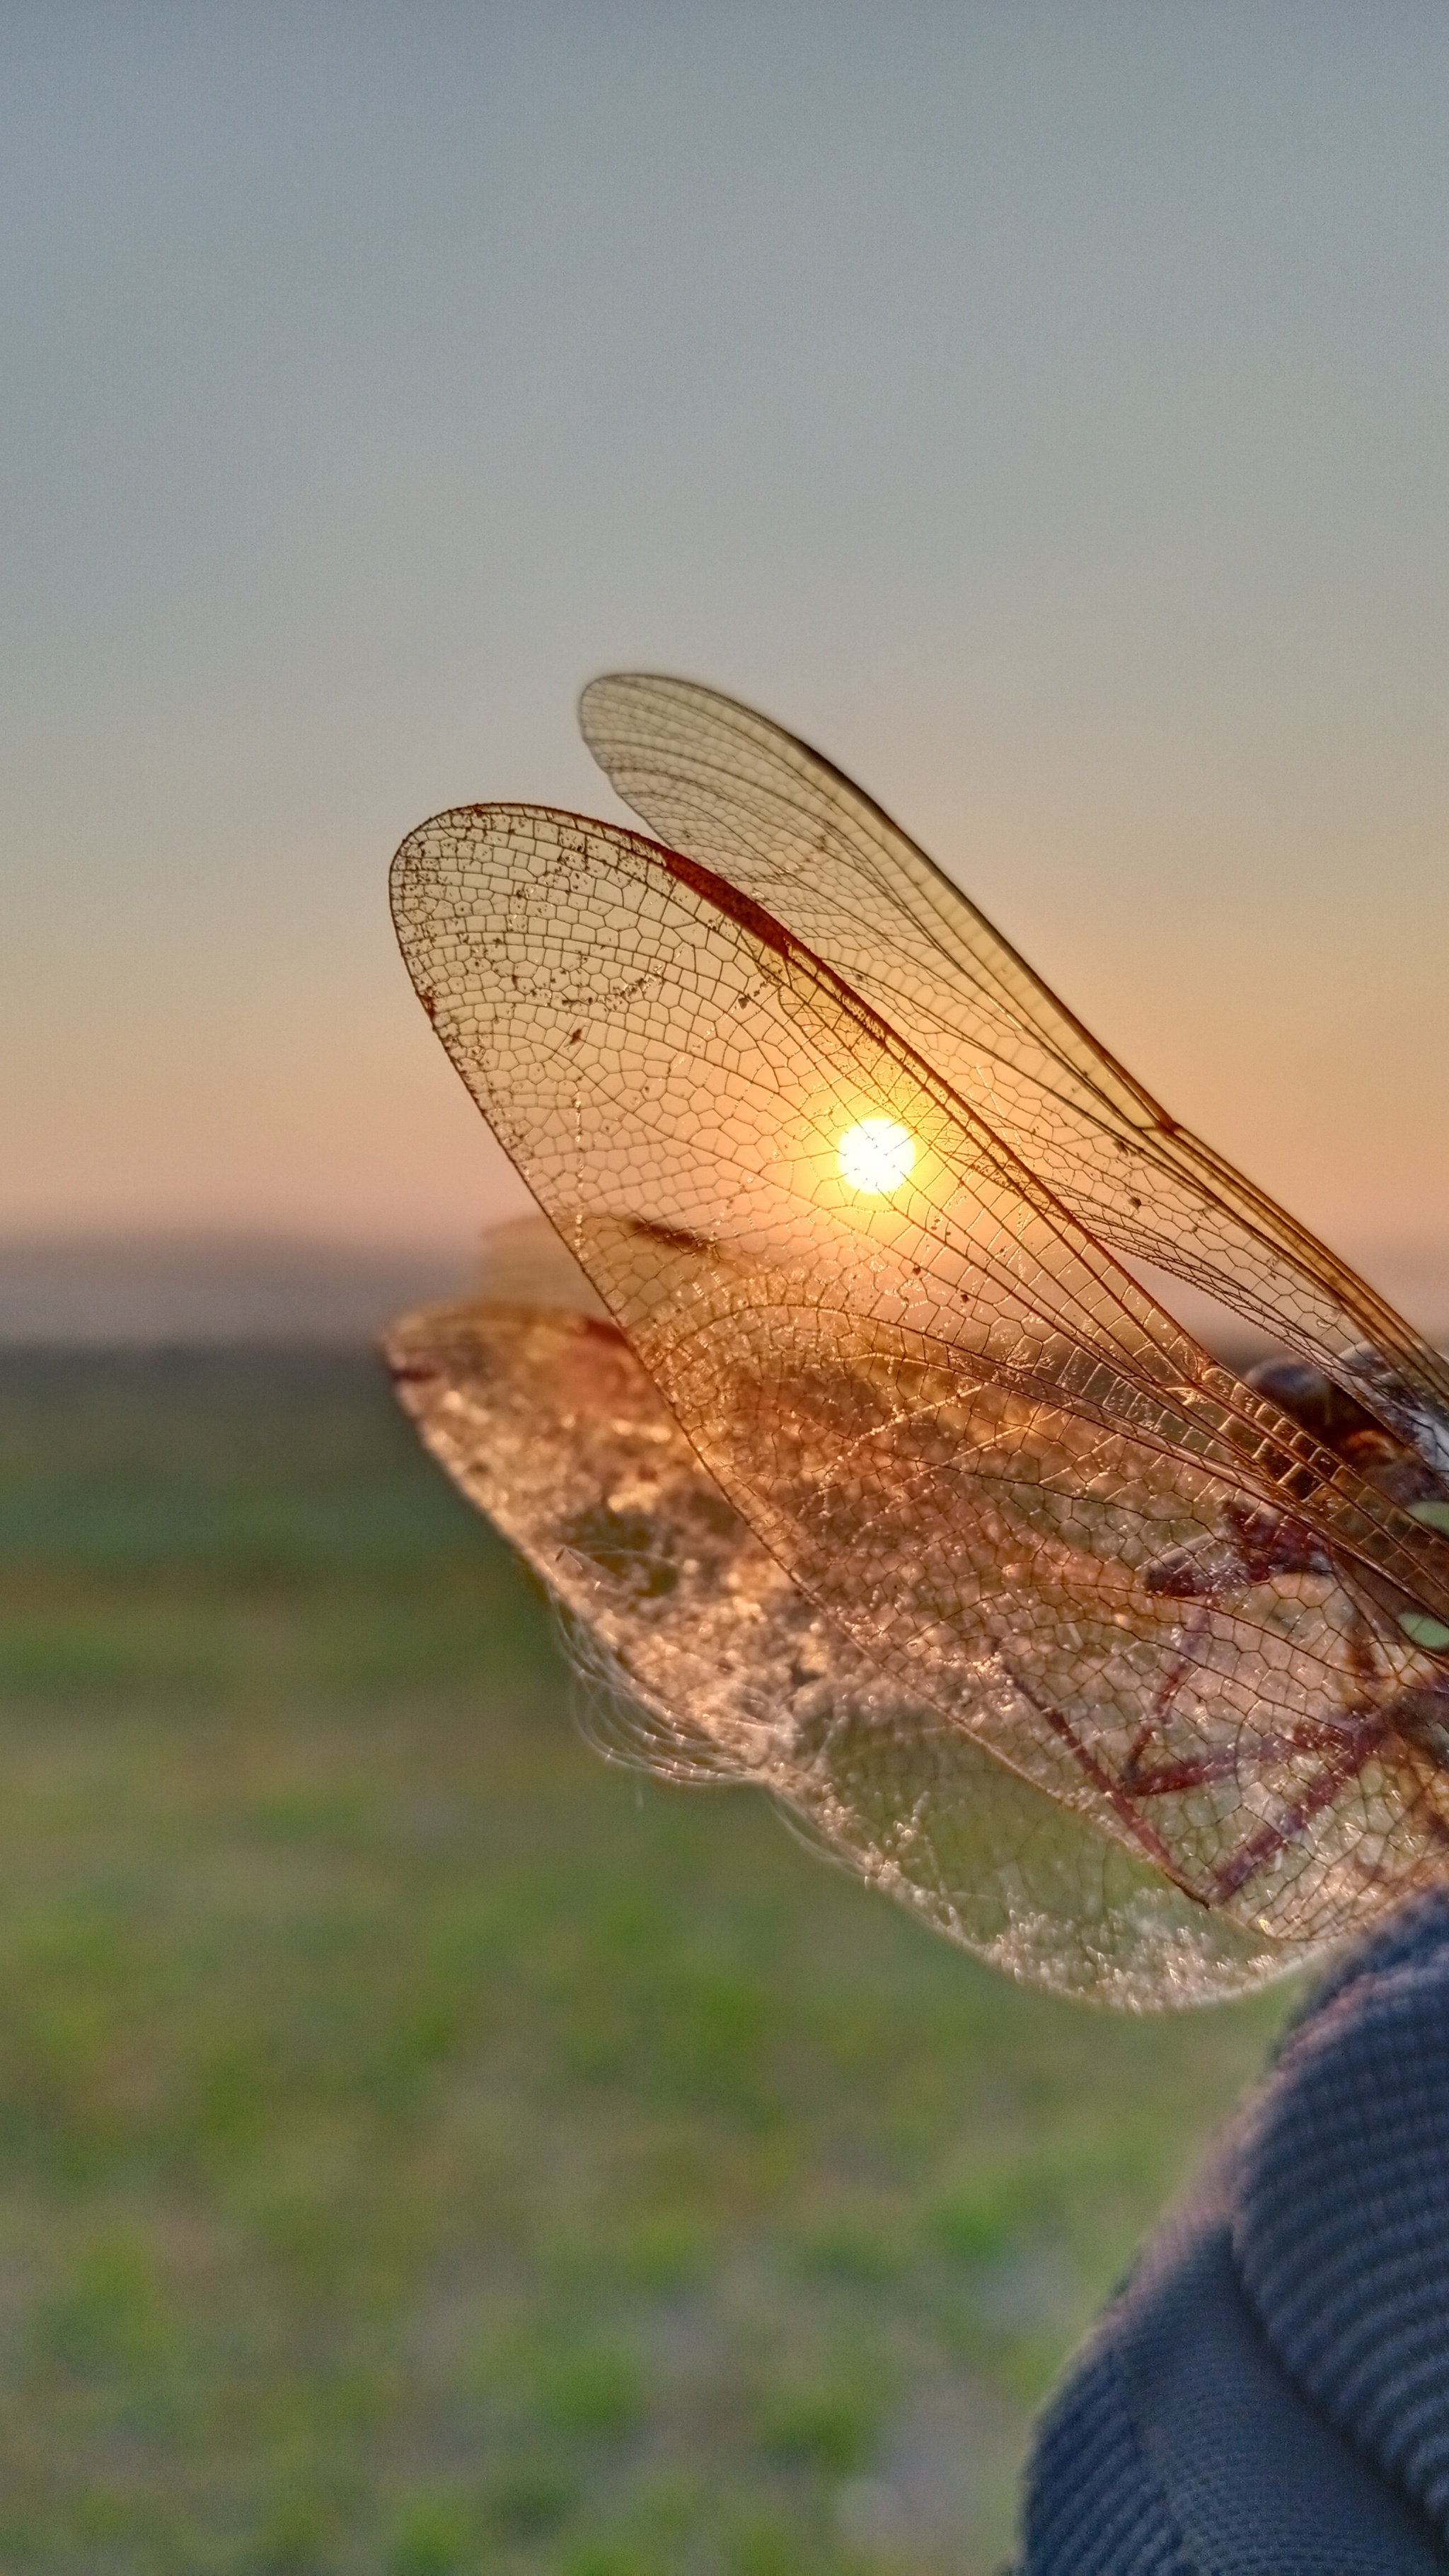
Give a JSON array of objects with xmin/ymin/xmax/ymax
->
[
  {"xmin": 390, "ymin": 804, "xmax": 1449, "ymax": 1949},
  {"xmin": 387, "ymin": 1288, "xmax": 1323, "ymax": 2006},
  {"xmin": 581, "ymin": 674, "xmax": 1449, "ymax": 1428}
]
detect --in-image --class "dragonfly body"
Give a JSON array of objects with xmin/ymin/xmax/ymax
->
[{"xmin": 386, "ymin": 677, "xmax": 1449, "ymax": 2006}]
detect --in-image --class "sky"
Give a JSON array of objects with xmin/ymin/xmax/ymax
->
[{"xmin": 3, "ymin": 4, "xmax": 1447, "ymax": 1327}]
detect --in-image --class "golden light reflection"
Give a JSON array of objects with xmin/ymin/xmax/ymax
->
[{"xmin": 837, "ymin": 1116, "xmax": 916, "ymax": 1196}]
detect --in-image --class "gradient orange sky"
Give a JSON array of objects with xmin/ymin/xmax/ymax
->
[{"xmin": 3, "ymin": 8, "xmax": 1446, "ymax": 1325}]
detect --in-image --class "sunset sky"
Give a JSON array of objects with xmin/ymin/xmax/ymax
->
[{"xmin": 3, "ymin": 6, "xmax": 1447, "ymax": 1326}]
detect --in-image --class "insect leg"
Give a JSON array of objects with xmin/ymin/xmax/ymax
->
[
  {"xmin": 1121, "ymin": 1609, "xmax": 1211, "ymax": 1782},
  {"xmin": 995, "ymin": 1654, "xmax": 1191, "ymax": 1885},
  {"xmin": 1208, "ymin": 1716, "xmax": 1385, "ymax": 1900}
]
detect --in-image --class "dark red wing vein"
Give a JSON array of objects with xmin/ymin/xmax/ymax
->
[
  {"xmin": 582, "ymin": 678, "xmax": 1126, "ymax": 1100},
  {"xmin": 581, "ymin": 674, "xmax": 1449, "ymax": 1424}
]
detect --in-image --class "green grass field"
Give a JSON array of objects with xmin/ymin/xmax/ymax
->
[{"xmin": 0, "ymin": 1349, "xmax": 1298, "ymax": 2575}]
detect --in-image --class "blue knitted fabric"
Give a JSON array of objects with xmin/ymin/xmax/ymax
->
[{"xmin": 1017, "ymin": 1895, "xmax": 1449, "ymax": 2572}]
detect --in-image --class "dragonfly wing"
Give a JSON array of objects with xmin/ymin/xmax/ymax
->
[
  {"xmin": 580, "ymin": 674, "xmax": 1449, "ymax": 1426},
  {"xmin": 470, "ymin": 1210, "xmax": 611, "ymax": 1316},
  {"xmin": 390, "ymin": 804, "xmax": 1449, "ymax": 1946},
  {"xmin": 386, "ymin": 1290, "xmax": 1323, "ymax": 2004}
]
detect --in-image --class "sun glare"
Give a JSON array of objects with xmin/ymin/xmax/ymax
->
[{"xmin": 837, "ymin": 1117, "xmax": 916, "ymax": 1196}]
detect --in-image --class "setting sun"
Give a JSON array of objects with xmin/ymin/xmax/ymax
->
[{"xmin": 836, "ymin": 1117, "xmax": 916, "ymax": 1196}]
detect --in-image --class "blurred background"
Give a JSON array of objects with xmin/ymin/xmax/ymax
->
[{"xmin": 1, "ymin": 6, "xmax": 1445, "ymax": 2569}]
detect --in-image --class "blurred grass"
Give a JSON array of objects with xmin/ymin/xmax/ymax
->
[{"xmin": 0, "ymin": 1349, "xmax": 1298, "ymax": 2575}]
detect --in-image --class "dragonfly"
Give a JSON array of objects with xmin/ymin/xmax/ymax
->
[{"xmin": 385, "ymin": 674, "xmax": 1449, "ymax": 2009}]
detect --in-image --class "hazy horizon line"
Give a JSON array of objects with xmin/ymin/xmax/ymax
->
[{"xmin": 0, "ymin": 1218, "xmax": 1445, "ymax": 1356}]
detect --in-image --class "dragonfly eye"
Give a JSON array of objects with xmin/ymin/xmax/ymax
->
[
  {"xmin": 837, "ymin": 1117, "xmax": 916, "ymax": 1196},
  {"xmin": 1400, "ymin": 1505, "xmax": 1449, "ymax": 1656},
  {"xmin": 1399, "ymin": 1610, "xmax": 1449, "ymax": 1655}
]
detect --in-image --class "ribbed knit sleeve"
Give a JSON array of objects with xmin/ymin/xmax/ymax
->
[{"xmin": 1016, "ymin": 1895, "xmax": 1449, "ymax": 2572}]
